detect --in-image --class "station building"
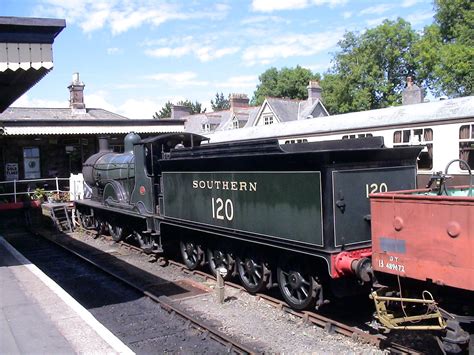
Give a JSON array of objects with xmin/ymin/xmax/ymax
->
[{"xmin": 0, "ymin": 16, "xmax": 184, "ymax": 199}]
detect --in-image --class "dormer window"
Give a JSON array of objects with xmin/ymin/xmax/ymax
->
[
  {"xmin": 202, "ymin": 123, "xmax": 210, "ymax": 132},
  {"xmin": 232, "ymin": 117, "xmax": 239, "ymax": 129},
  {"xmin": 263, "ymin": 115, "xmax": 274, "ymax": 125}
]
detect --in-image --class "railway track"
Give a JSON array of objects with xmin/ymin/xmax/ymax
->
[
  {"xmin": 65, "ymin": 226, "xmax": 420, "ymax": 354},
  {"xmin": 5, "ymin": 228, "xmax": 255, "ymax": 354}
]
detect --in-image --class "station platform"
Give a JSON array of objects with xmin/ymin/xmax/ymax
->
[{"xmin": 0, "ymin": 236, "xmax": 134, "ymax": 355}]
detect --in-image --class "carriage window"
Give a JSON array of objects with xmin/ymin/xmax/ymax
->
[
  {"xmin": 459, "ymin": 125, "xmax": 474, "ymax": 170},
  {"xmin": 284, "ymin": 138, "xmax": 308, "ymax": 144},
  {"xmin": 342, "ymin": 133, "xmax": 372, "ymax": 139},
  {"xmin": 394, "ymin": 128, "xmax": 433, "ymax": 170}
]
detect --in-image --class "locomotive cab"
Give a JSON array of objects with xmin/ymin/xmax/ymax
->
[{"xmin": 135, "ymin": 133, "xmax": 208, "ymax": 214}]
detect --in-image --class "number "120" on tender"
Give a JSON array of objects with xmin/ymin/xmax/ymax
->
[{"xmin": 211, "ymin": 198, "xmax": 234, "ymax": 221}]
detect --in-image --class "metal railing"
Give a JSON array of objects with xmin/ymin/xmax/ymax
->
[{"xmin": 0, "ymin": 177, "xmax": 70, "ymax": 203}]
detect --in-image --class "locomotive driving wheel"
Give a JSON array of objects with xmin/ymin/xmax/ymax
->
[
  {"xmin": 107, "ymin": 222, "xmax": 125, "ymax": 242},
  {"xmin": 237, "ymin": 255, "xmax": 269, "ymax": 293},
  {"xmin": 277, "ymin": 262, "xmax": 317, "ymax": 310},
  {"xmin": 77, "ymin": 210, "xmax": 94, "ymax": 229},
  {"xmin": 179, "ymin": 240, "xmax": 203, "ymax": 270},
  {"xmin": 207, "ymin": 248, "xmax": 233, "ymax": 280}
]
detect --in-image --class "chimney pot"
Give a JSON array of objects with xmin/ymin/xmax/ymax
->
[
  {"xmin": 171, "ymin": 105, "xmax": 192, "ymax": 119},
  {"xmin": 230, "ymin": 93, "xmax": 249, "ymax": 110},
  {"xmin": 307, "ymin": 80, "xmax": 322, "ymax": 103},
  {"xmin": 402, "ymin": 76, "xmax": 424, "ymax": 105},
  {"xmin": 68, "ymin": 72, "xmax": 86, "ymax": 111}
]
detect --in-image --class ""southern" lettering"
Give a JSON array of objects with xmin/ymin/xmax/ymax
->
[{"xmin": 192, "ymin": 180, "xmax": 257, "ymax": 192}]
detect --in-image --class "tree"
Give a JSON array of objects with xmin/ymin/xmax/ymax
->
[
  {"xmin": 153, "ymin": 100, "xmax": 206, "ymax": 119},
  {"xmin": 321, "ymin": 19, "xmax": 420, "ymax": 114},
  {"xmin": 251, "ymin": 66, "xmax": 320, "ymax": 105},
  {"xmin": 153, "ymin": 101, "xmax": 172, "ymax": 119},
  {"xmin": 415, "ymin": 0, "xmax": 473, "ymax": 97},
  {"xmin": 210, "ymin": 92, "xmax": 230, "ymax": 111}
]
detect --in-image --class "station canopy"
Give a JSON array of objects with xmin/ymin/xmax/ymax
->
[{"xmin": 0, "ymin": 16, "xmax": 65, "ymax": 113}]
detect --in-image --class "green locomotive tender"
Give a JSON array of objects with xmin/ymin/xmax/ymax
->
[{"xmin": 75, "ymin": 132, "xmax": 420, "ymax": 309}]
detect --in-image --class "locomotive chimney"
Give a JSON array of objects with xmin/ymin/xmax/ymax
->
[{"xmin": 98, "ymin": 136, "xmax": 111, "ymax": 152}]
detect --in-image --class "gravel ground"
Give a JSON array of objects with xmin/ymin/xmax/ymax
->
[{"xmin": 71, "ymin": 229, "xmax": 384, "ymax": 354}]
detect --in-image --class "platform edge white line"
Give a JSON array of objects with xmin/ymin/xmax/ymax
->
[{"xmin": 0, "ymin": 236, "xmax": 135, "ymax": 355}]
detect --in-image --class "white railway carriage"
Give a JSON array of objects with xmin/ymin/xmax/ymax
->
[{"xmin": 207, "ymin": 96, "xmax": 474, "ymax": 186}]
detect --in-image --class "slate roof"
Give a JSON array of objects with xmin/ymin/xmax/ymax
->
[{"xmin": 0, "ymin": 107, "xmax": 130, "ymax": 121}]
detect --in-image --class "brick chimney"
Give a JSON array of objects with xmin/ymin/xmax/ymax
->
[
  {"xmin": 171, "ymin": 105, "xmax": 192, "ymax": 119},
  {"xmin": 307, "ymin": 80, "xmax": 322, "ymax": 104},
  {"xmin": 230, "ymin": 94, "xmax": 249, "ymax": 110},
  {"xmin": 68, "ymin": 72, "xmax": 86, "ymax": 112},
  {"xmin": 402, "ymin": 76, "xmax": 424, "ymax": 105}
]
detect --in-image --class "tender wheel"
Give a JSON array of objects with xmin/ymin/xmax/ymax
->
[
  {"xmin": 107, "ymin": 223, "xmax": 124, "ymax": 242},
  {"xmin": 237, "ymin": 256, "xmax": 268, "ymax": 293},
  {"xmin": 136, "ymin": 232, "xmax": 154, "ymax": 253},
  {"xmin": 207, "ymin": 248, "xmax": 233, "ymax": 280},
  {"xmin": 179, "ymin": 240, "xmax": 202, "ymax": 270},
  {"xmin": 277, "ymin": 263, "xmax": 317, "ymax": 310}
]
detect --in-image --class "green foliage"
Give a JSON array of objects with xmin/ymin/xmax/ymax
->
[
  {"xmin": 251, "ymin": 66, "xmax": 320, "ymax": 105},
  {"xmin": 153, "ymin": 101, "xmax": 172, "ymax": 119},
  {"xmin": 211, "ymin": 92, "xmax": 230, "ymax": 111},
  {"xmin": 321, "ymin": 18, "xmax": 420, "ymax": 114},
  {"xmin": 415, "ymin": 0, "xmax": 473, "ymax": 97},
  {"xmin": 31, "ymin": 188, "xmax": 48, "ymax": 201},
  {"xmin": 153, "ymin": 100, "xmax": 206, "ymax": 119}
]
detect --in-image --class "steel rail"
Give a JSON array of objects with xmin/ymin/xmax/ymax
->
[
  {"xmin": 78, "ymin": 227, "xmax": 420, "ymax": 354},
  {"xmin": 34, "ymin": 228, "xmax": 256, "ymax": 355}
]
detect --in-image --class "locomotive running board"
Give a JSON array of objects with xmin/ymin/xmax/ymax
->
[{"xmin": 370, "ymin": 291, "xmax": 447, "ymax": 330}]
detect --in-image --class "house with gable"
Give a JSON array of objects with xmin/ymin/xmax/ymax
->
[
  {"xmin": 183, "ymin": 94, "xmax": 259, "ymax": 134},
  {"xmin": 183, "ymin": 81, "xmax": 328, "ymax": 136},
  {"xmin": 250, "ymin": 81, "xmax": 328, "ymax": 127}
]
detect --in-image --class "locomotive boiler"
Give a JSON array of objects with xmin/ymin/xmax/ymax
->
[{"xmin": 75, "ymin": 132, "xmax": 421, "ymax": 310}]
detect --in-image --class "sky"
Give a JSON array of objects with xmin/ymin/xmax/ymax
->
[{"xmin": 3, "ymin": 0, "xmax": 435, "ymax": 119}]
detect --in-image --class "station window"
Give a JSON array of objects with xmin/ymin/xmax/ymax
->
[
  {"xmin": 459, "ymin": 125, "xmax": 474, "ymax": 170},
  {"xmin": 393, "ymin": 128, "xmax": 433, "ymax": 170},
  {"xmin": 263, "ymin": 115, "xmax": 274, "ymax": 125}
]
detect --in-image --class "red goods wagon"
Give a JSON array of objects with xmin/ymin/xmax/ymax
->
[
  {"xmin": 370, "ymin": 185, "xmax": 474, "ymax": 353},
  {"xmin": 370, "ymin": 188, "xmax": 474, "ymax": 292}
]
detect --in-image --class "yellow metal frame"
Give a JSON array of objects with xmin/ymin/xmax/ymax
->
[{"xmin": 370, "ymin": 291, "xmax": 446, "ymax": 330}]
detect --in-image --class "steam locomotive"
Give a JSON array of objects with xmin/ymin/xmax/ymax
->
[{"xmin": 76, "ymin": 132, "xmax": 420, "ymax": 310}]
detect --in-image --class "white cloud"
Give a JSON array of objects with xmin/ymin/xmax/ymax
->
[
  {"xmin": 342, "ymin": 11, "xmax": 352, "ymax": 19},
  {"xmin": 106, "ymin": 47, "xmax": 122, "ymax": 55},
  {"xmin": 34, "ymin": 0, "xmax": 230, "ymax": 35},
  {"xmin": 359, "ymin": 4, "xmax": 394, "ymax": 16},
  {"xmin": 302, "ymin": 62, "xmax": 331, "ymax": 73},
  {"xmin": 406, "ymin": 11, "xmax": 435, "ymax": 26},
  {"xmin": 117, "ymin": 98, "xmax": 167, "ymax": 119},
  {"xmin": 241, "ymin": 15, "xmax": 290, "ymax": 25},
  {"xmin": 401, "ymin": 0, "xmax": 422, "ymax": 7},
  {"xmin": 147, "ymin": 71, "xmax": 209, "ymax": 87},
  {"xmin": 12, "ymin": 94, "xmax": 67, "ymax": 108},
  {"xmin": 144, "ymin": 35, "xmax": 240, "ymax": 62},
  {"xmin": 220, "ymin": 75, "xmax": 259, "ymax": 89},
  {"xmin": 365, "ymin": 16, "xmax": 395, "ymax": 27},
  {"xmin": 242, "ymin": 30, "xmax": 343, "ymax": 66},
  {"xmin": 251, "ymin": 0, "xmax": 346, "ymax": 12}
]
